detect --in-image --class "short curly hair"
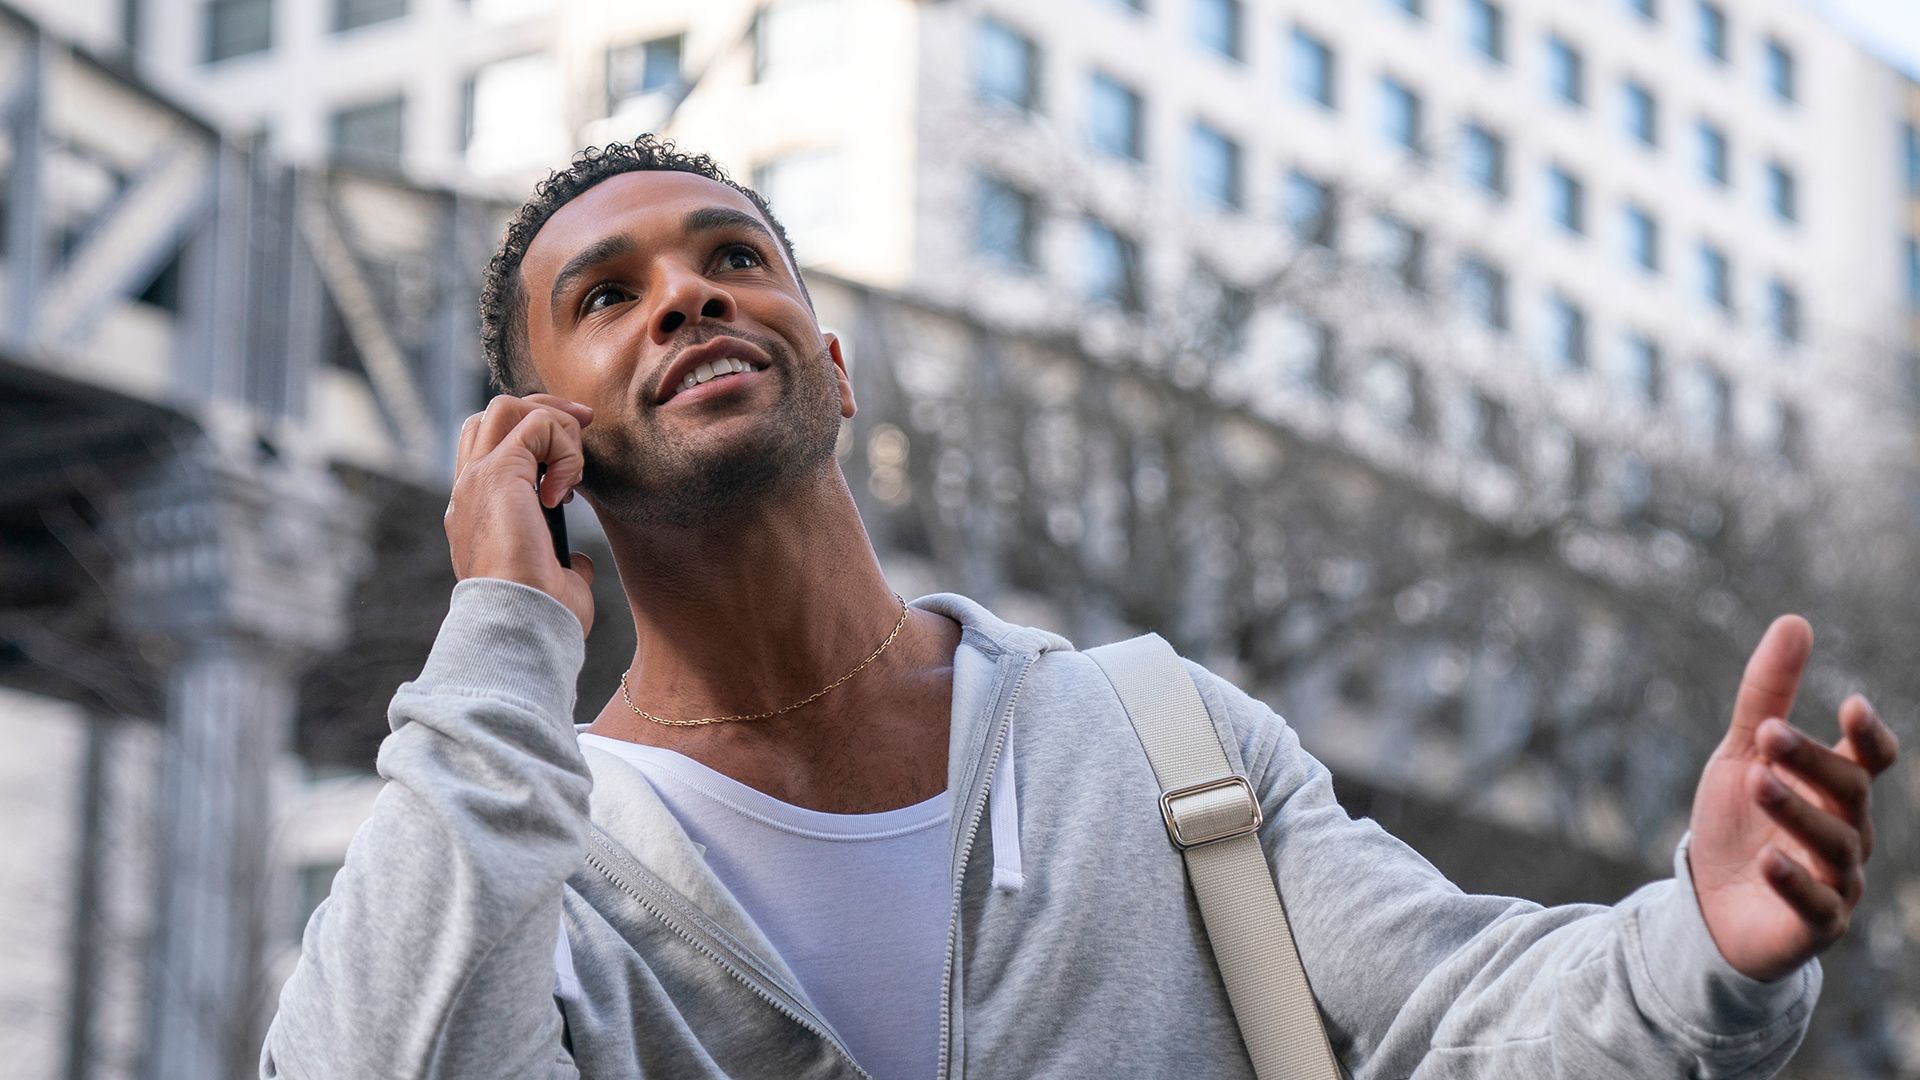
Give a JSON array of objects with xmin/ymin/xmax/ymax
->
[{"xmin": 478, "ymin": 135, "xmax": 809, "ymax": 395}]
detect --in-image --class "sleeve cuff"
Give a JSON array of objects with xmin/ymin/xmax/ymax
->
[
  {"xmin": 407, "ymin": 578, "xmax": 588, "ymax": 725},
  {"xmin": 1635, "ymin": 831, "xmax": 1821, "ymax": 1036}
]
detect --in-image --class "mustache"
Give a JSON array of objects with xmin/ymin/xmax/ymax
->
[{"xmin": 647, "ymin": 326, "xmax": 790, "ymax": 402}]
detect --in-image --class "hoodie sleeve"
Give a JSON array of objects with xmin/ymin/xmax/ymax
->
[
  {"xmin": 1184, "ymin": 661, "xmax": 1819, "ymax": 1080},
  {"xmin": 260, "ymin": 579, "xmax": 591, "ymax": 1080}
]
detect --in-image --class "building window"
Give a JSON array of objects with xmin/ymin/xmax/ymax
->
[
  {"xmin": 1360, "ymin": 351, "xmax": 1422, "ymax": 430},
  {"xmin": 1698, "ymin": 121, "xmax": 1729, "ymax": 187},
  {"xmin": 1698, "ymin": 1, "xmax": 1728, "ymax": 64},
  {"xmin": 1685, "ymin": 364, "xmax": 1732, "ymax": 446},
  {"xmin": 1547, "ymin": 166, "xmax": 1585, "ymax": 234},
  {"xmin": 1380, "ymin": 76, "xmax": 1423, "ymax": 154},
  {"xmin": 1627, "ymin": 0, "xmax": 1657, "ymax": 22},
  {"xmin": 975, "ymin": 17, "xmax": 1040, "ymax": 111},
  {"xmin": 1461, "ymin": 123, "xmax": 1507, "ymax": 197},
  {"xmin": 333, "ymin": 0, "xmax": 404, "ymax": 33},
  {"xmin": 1087, "ymin": 72, "xmax": 1144, "ymax": 161},
  {"xmin": 1625, "ymin": 203, "xmax": 1660, "ymax": 272},
  {"xmin": 1767, "ymin": 161, "xmax": 1797, "ymax": 223},
  {"xmin": 754, "ymin": 150, "xmax": 840, "ymax": 261},
  {"xmin": 1699, "ymin": 242, "xmax": 1733, "ymax": 312},
  {"xmin": 1458, "ymin": 255, "xmax": 1509, "ymax": 331},
  {"xmin": 1620, "ymin": 333, "xmax": 1662, "ymax": 405},
  {"xmin": 1276, "ymin": 310, "xmax": 1339, "ymax": 392},
  {"xmin": 1909, "ymin": 236, "xmax": 1920, "ymax": 311},
  {"xmin": 1196, "ymin": 269, "xmax": 1253, "ymax": 354},
  {"xmin": 1765, "ymin": 38, "xmax": 1795, "ymax": 102},
  {"xmin": 205, "ymin": 0, "xmax": 272, "ymax": 62},
  {"xmin": 1291, "ymin": 26, "xmax": 1336, "ymax": 108},
  {"xmin": 606, "ymin": 35, "xmax": 683, "ymax": 115},
  {"xmin": 1623, "ymin": 79, "xmax": 1658, "ymax": 147},
  {"xmin": 1083, "ymin": 217, "xmax": 1143, "ymax": 311},
  {"xmin": 753, "ymin": 0, "xmax": 836, "ymax": 83},
  {"xmin": 463, "ymin": 54, "xmax": 566, "ymax": 177},
  {"xmin": 1465, "ymin": 391, "xmax": 1517, "ymax": 463},
  {"xmin": 1544, "ymin": 291, "xmax": 1589, "ymax": 371},
  {"xmin": 1192, "ymin": 0, "xmax": 1243, "ymax": 61},
  {"xmin": 1373, "ymin": 213, "xmax": 1425, "ymax": 291},
  {"xmin": 975, "ymin": 175, "xmax": 1039, "ymax": 268},
  {"xmin": 1546, "ymin": 35, "xmax": 1584, "ymax": 107},
  {"xmin": 1906, "ymin": 123, "xmax": 1920, "ymax": 196},
  {"xmin": 1189, "ymin": 121, "xmax": 1243, "ymax": 210},
  {"xmin": 329, "ymin": 95, "xmax": 405, "ymax": 170},
  {"xmin": 1767, "ymin": 279, "xmax": 1800, "ymax": 344},
  {"xmin": 1467, "ymin": 0, "xmax": 1505, "ymax": 63},
  {"xmin": 1286, "ymin": 170, "xmax": 1338, "ymax": 248}
]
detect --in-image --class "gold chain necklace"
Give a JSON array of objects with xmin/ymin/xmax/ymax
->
[{"xmin": 619, "ymin": 594, "xmax": 911, "ymax": 727}]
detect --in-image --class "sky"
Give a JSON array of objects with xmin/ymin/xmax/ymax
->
[{"xmin": 1812, "ymin": 0, "xmax": 1920, "ymax": 78}]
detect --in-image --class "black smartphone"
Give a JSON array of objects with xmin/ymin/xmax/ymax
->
[{"xmin": 535, "ymin": 464, "xmax": 571, "ymax": 569}]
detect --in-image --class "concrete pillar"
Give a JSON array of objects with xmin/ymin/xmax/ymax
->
[{"xmin": 110, "ymin": 438, "xmax": 366, "ymax": 1080}]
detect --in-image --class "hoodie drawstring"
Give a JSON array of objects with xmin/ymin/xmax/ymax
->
[{"xmin": 990, "ymin": 712, "xmax": 1025, "ymax": 893}]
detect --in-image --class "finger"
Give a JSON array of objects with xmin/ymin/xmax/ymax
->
[
  {"xmin": 1836, "ymin": 694, "xmax": 1900, "ymax": 777},
  {"xmin": 1724, "ymin": 615, "xmax": 1813, "ymax": 754},
  {"xmin": 1760, "ymin": 718, "xmax": 1870, "ymax": 829},
  {"xmin": 500, "ymin": 409, "xmax": 587, "ymax": 507},
  {"xmin": 570, "ymin": 551, "xmax": 595, "ymax": 589},
  {"xmin": 1761, "ymin": 845, "xmax": 1849, "ymax": 942},
  {"xmin": 522, "ymin": 393, "xmax": 594, "ymax": 427},
  {"xmin": 455, "ymin": 412, "xmax": 483, "ymax": 478},
  {"xmin": 1751, "ymin": 763, "xmax": 1865, "ymax": 892}
]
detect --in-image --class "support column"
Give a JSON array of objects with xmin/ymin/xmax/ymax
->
[{"xmin": 110, "ymin": 439, "xmax": 366, "ymax": 1080}]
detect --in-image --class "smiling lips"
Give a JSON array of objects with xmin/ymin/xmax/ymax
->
[{"xmin": 656, "ymin": 336, "xmax": 773, "ymax": 406}]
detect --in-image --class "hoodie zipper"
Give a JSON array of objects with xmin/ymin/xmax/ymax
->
[
  {"xmin": 582, "ymin": 841, "xmax": 873, "ymax": 1080},
  {"xmin": 935, "ymin": 650, "xmax": 1040, "ymax": 1080}
]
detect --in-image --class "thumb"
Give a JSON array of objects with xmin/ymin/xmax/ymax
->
[{"xmin": 1720, "ymin": 614, "xmax": 1812, "ymax": 756}]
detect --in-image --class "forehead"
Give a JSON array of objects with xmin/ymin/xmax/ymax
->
[{"xmin": 522, "ymin": 169, "xmax": 773, "ymax": 283}]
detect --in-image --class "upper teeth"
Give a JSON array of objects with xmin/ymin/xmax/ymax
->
[{"xmin": 679, "ymin": 356, "xmax": 758, "ymax": 391}]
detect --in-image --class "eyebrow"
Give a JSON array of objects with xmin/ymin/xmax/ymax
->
[{"xmin": 547, "ymin": 206, "xmax": 782, "ymax": 323}]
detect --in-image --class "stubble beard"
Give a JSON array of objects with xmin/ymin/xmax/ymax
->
[{"xmin": 579, "ymin": 340, "xmax": 843, "ymax": 530}]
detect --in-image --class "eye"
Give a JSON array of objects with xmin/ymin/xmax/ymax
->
[
  {"xmin": 581, "ymin": 283, "xmax": 631, "ymax": 315},
  {"xmin": 718, "ymin": 244, "xmax": 763, "ymax": 271}
]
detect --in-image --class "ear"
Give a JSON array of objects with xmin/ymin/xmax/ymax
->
[{"xmin": 824, "ymin": 332, "xmax": 856, "ymax": 420}]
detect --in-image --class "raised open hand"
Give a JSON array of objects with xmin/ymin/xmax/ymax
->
[{"xmin": 1687, "ymin": 615, "xmax": 1900, "ymax": 982}]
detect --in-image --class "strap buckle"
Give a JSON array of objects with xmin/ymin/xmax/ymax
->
[{"xmin": 1159, "ymin": 775, "xmax": 1263, "ymax": 849}]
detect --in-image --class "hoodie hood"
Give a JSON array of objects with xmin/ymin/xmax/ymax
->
[{"xmin": 907, "ymin": 593, "xmax": 1075, "ymax": 895}]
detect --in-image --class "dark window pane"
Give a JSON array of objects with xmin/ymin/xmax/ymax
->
[
  {"xmin": 329, "ymin": 95, "xmax": 405, "ymax": 170},
  {"xmin": 975, "ymin": 17, "xmax": 1040, "ymax": 111},
  {"xmin": 205, "ymin": 0, "xmax": 272, "ymax": 62},
  {"xmin": 1291, "ymin": 27, "xmax": 1336, "ymax": 108},
  {"xmin": 607, "ymin": 35, "xmax": 683, "ymax": 114},
  {"xmin": 1087, "ymin": 72, "xmax": 1143, "ymax": 161},
  {"xmin": 976, "ymin": 175, "xmax": 1039, "ymax": 267},
  {"xmin": 333, "ymin": 0, "xmax": 404, "ymax": 33}
]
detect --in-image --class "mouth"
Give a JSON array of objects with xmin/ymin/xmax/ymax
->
[{"xmin": 656, "ymin": 336, "xmax": 773, "ymax": 406}]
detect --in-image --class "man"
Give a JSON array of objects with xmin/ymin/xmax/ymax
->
[{"xmin": 261, "ymin": 136, "xmax": 1899, "ymax": 1079}]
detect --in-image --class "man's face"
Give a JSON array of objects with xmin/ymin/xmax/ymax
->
[{"xmin": 519, "ymin": 170, "xmax": 854, "ymax": 529}]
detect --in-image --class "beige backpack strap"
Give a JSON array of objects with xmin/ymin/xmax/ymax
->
[{"xmin": 1087, "ymin": 633, "xmax": 1343, "ymax": 1080}]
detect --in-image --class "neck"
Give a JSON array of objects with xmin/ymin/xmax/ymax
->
[{"xmin": 585, "ymin": 466, "xmax": 916, "ymax": 745}]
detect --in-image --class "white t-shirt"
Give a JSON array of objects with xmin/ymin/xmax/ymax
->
[{"xmin": 573, "ymin": 733, "xmax": 952, "ymax": 1080}]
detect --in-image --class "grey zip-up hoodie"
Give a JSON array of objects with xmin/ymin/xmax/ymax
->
[{"xmin": 261, "ymin": 579, "xmax": 1818, "ymax": 1079}]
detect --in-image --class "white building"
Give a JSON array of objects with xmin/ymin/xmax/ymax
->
[{"xmin": 13, "ymin": 0, "xmax": 1890, "ymax": 497}]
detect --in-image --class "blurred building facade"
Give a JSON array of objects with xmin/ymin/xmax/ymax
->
[{"xmin": 2, "ymin": 1, "xmax": 1919, "ymax": 1078}]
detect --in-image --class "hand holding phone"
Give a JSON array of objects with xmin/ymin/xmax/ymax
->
[{"xmin": 445, "ymin": 394, "xmax": 596, "ymax": 636}]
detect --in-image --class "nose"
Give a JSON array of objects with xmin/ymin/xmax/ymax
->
[{"xmin": 648, "ymin": 263, "xmax": 737, "ymax": 344}]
